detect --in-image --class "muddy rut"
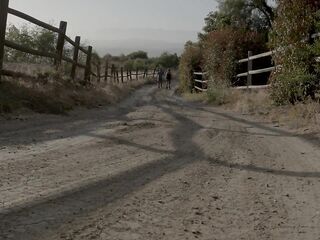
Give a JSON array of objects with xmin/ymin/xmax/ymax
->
[{"xmin": 0, "ymin": 84, "xmax": 320, "ymax": 240}]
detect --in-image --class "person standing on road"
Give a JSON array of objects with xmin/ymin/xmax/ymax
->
[
  {"xmin": 166, "ymin": 69, "xmax": 172, "ymax": 89},
  {"xmin": 158, "ymin": 68, "xmax": 164, "ymax": 89}
]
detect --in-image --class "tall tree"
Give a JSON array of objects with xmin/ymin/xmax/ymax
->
[
  {"xmin": 199, "ymin": 0, "xmax": 275, "ymax": 40},
  {"xmin": 248, "ymin": 0, "xmax": 275, "ymax": 27}
]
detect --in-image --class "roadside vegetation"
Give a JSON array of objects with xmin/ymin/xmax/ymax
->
[
  {"xmin": 4, "ymin": 24, "xmax": 180, "ymax": 71},
  {"xmin": 179, "ymin": 0, "xmax": 320, "ymax": 129},
  {"xmin": 0, "ymin": 73, "xmax": 154, "ymax": 115},
  {"xmin": 1, "ymin": 23, "xmax": 179, "ymax": 115}
]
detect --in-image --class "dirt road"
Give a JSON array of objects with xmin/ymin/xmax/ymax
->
[{"xmin": 0, "ymin": 84, "xmax": 320, "ymax": 240}]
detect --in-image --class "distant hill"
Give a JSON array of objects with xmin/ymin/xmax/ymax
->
[
  {"xmin": 92, "ymin": 39, "xmax": 184, "ymax": 57},
  {"xmin": 88, "ymin": 28, "xmax": 197, "ymax": 57}
]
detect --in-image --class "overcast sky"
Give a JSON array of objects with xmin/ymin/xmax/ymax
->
[{"xmin": 7, "ymin": 0, "xmax": 218, "ymax": 56}]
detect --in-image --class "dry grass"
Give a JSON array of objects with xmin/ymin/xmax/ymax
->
[
  {"xmin": 224, "ymin": 89, "xmax": 273, "ymax": 115},
  {"xmin": 223, "ymin": 89, "xmax": 320, "ymax": 131},
  {"xmin": 183, "ymin": 87, "xmax": 320, "ymax": 132},
  {"xmin": 0, "ymin": 73, "xmax": 152, "ymax": 115},
  {"xmin": 269, "ymin": 101, "xmax": 320, "ymax": 130},
  {"xmin": 182, "ymin": 92, "xmax": 208, "ymax": 102}
]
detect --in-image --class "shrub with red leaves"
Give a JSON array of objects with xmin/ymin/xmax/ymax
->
[{"xmin": 203, "ymin": 28, "xmax": 267, "ymax": 87}]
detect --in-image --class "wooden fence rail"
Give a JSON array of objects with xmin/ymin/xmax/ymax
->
[
  {"xmin": 193, "ymin": 72, "xmax": 208, "ymax": 92},
  {"xmin": 236, "ymin": 50, "xmax": 274, "ymax": 89},
  {"xmin": 193, "ymin": 32, "xmax": 320, "ymax": 92},
  {"xmin": 0, "ymin": 0, "xmax": 157, "ymax": 83},
  {"xmin": 192, "ymin": 49, "xmax": 273, "ymax": 92}
]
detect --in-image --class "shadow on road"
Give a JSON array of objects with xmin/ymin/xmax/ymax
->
[
  {"xmin": 198, "ymin": 107, "xmax": 320, "ymax": 147},
  {"xmin": 208, "ymin": 158, "xmax": 320, "ymax": 178},
  {"xmin": 0, "ymin": 96, "xmax": 205, "ymax": 239},
  {"xmin": 1, "ymin": 89, "xmax": 320, "ymax": 239}
]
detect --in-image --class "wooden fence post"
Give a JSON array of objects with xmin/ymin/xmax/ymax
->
[
  {"xmin": 145, "ymin": 68, "xmax": 148, "ymax": 78},
  {"xmin": 0, "ymin": 0, "xmax": 9, "ymax": 82},
  {"xmin": 130, "ymin": 70, "xmax": 132, "ymax": 81},
  {"xmin": 105, "ymin": 60, "xmax": 108, "ymax": 82},
  {"xmin": 153, "ymin": 68, "xmax": 157, "ymax": 79},
  {"xmin": 71, "ymin": 36, "xmax": 80, "ymax": 80},
  {"xmin": 136, "ymin": 68, "xmax": 138, "ymax": 81},
  {"xmin": 192, "ymin": 71, "xmax": 195, "ymax": 91},
  {"xmin": 127, "ymin": 69, "xmax": 129, "ymax": 81},
  {"xmin": 201, "ymin": 75, "xmax": 204, "ymax": 92},
  {"xmin": 121, "ymin": 67, "xmax": 124, "ymax": 83},
  {"xmin": 55, "ymin": 21, "xmax": 67, "ymax": 69},
  {"xmin": 247, "ymin": 51, "xmax": 252, "ymax": 88},
  {"xmin": 97, "ymin": 62, "xmax": 101, "ymax": 83},
  {"xmin": 84, "ymin": 46, "xmax": 92, "ymax": 82},
  {"xmin": 116, "ymin": 69, "xmax": 119, "ymax": 83},
  {"xmin": 110, "ymin": 64, "xmax": 113, "ymax": 83},
  {"xmin": 114, "ymin": 69, "xmax": 117, "ymax": 83}
]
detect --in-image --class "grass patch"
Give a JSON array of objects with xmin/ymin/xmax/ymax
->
[
  {"xmin": 0, "ymin": 81, "xmax": 72, "ymax": 114},
  {"xmin": 0, "ymin": 78, "xmax": 151, "ymax": 115},
  {"xmin": 222, "ymin": 88, "xmax": 320, "ymax": 130},
  {"xmin": 183, "ymin": 86, "xmax": 320, "ymax": 131},
  {"xmin": 207, "ymin": 85, "xmax": 231, "ymax": 105},
  {"xmin": 182, "ymin": 92, "xmax": 207, "ymax": 102}
]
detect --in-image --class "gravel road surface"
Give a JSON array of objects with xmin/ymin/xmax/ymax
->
[{"xmin": 1, "ymin": 84, "xmax": 320, "ymax": 240}]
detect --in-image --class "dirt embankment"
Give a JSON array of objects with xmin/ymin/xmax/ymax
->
[{"xmin": 0, "ymin": 83, "xmax": 320, "ymax": 240}]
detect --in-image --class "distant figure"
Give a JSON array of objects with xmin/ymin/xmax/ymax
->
[
  {"xmin": 158, "ymin": 68, "xmax": 164, "ymax": 88},
  {"xmin": 166, "ymin": 69, "xmax": 172, "ymax": 89}
]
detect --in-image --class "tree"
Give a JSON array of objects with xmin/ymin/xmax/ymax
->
[
  {"xmin": 127, "ymin": 51, "xmax": 148, "ymax": 60},
  {"xmin": 179, "ymin": 42, "xmax": 203, "ymax": 92},
  {"xmin": 157, "ymin": 52, "xmax": 179, "ymax": 69},
  {"xmin": 5, "ymin": 24, "xmax": 35, "ymax": 62},
  {"xmin": 269, "ymin": 0, "xmax": 317, "ymax": 104},
  {"xmin": 91, "ymin": 52, "xmax": 101, "ymax": 65},
  {"xmin": 248, "ymin": 0, "xmax": 275, "ymax": 27},
  {"xmin": 133, "ymin": 58, "xmax": 147, "ymax": 70},
  {"xmin": 203, "ymin": 28, "xmax": 266, "ymax": 87},
  {"xmin": 199, "ymin": 0, "xmax": 275, "ymax": 40},
  {"xmin": 33, "ymin": 27, "xmax": 56, "ymax": 54},
  {"xmin": 5, "ymin": 23, "xmax": 57, "ymax": 64}
]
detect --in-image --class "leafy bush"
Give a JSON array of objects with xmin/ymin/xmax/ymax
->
[
  {"xmin": 269, "ymin": 0, "xmax": 318, "ymax": 104},
  {"xmin": 207, "ymin": 84, "xmax": 231, "ymax": 105},
  {"xmin": 271, "ymin": 67, "xmax": 317, "ymax": 104},
  {"xmin": 106, "ymin": 51, "xmax": 179, "ymax": 72},
  {"xmin": 179, "ymin": 0, "xmax": 271, "ymax": 100},
  {"xmin": 198, "ymin": 0, "xmax": 274, "ymax": 41},
  {"xmin": 178, "ymin": 42, "xmax": 203, "ymax": 93},
  {"xmin": 127, "ymin": 51, "xmax": 148, "ymax": 60},
  {"xmin": 5, "ymin": 24, "xmax": 57, "ymax": 64},
  {"xmin": 156, "ymin": 52, "xmax": 179, "ymax": 69},
  {"xmin": 203, "ymin": 28, "xmax": 266, "ymax": 89}
]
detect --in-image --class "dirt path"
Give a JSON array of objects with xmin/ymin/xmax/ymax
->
[{"xmin": 0, "ymin": 84, "xmax": 320, "ymax": 240}]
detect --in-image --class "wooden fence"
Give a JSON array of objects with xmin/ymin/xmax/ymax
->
[
  {"xmin": 193, "ymin": 72, "xmax": 208, "ymax": 92},
  {"xmin": 235, "ymin": 50, "xmax": 274, "ymax": 89},
  {"xmin": 192, "ymin": 32, "xmax": 320, "ymax": 92},
  {"xmin": 193, "ymin": 50, "xmax": 274, "ymax": 92},
  {"xmin": 0, "ymin": 0, "xmax": 157, "ymax": 83}
]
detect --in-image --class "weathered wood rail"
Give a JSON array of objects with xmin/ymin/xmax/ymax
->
[
  {"xmin": 193, "ymin": 50, "xmax": 273, "ymax": 92},
  {"xmin": 193, "ymin": 72, "xmax": 208, "ymax": 92},
  {"xmin": 192, "ymin": 33, "xmax": 320, "ymax": 92},
  {"xmin": 0, "ymin": 0, "xmax": 157, "ymax": 83},
  {"xmin": 235, "ymin": 50, "xmax": 274, "ymax": 89},
  {"xmin": 236, "ymin": 32, "xmax": 320, "ymax": 88}
]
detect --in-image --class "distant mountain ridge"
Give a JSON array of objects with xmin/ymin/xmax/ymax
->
[
  {"xmin": 88, "ymin": 28, "xmax": 198, "ymax": 57},
  {"xmin": 92, "ymin": 38, "xmax": 184, "ymax": 57}
]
